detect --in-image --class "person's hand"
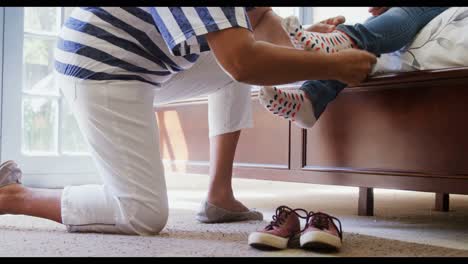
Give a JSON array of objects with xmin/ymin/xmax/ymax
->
[
  {"xmin": 368, "ymin": 7, "xmax": 390, "ymax": 16},
  {"xmin": 333, "ymin": 49, "xmax": 377, "ymax": 86},
  {"xmin": 305, "ymin": 15, "xmax": 346, "ymax": 33}
]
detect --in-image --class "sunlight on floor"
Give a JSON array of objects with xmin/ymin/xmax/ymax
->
[{"xmin": 163, "ymin": 172, "xmax": 468, "ymax": 252}]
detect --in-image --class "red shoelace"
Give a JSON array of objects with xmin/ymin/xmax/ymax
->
[{"xmin": 265, "ymin": 205, "xmax": 308, "ymax": 231}]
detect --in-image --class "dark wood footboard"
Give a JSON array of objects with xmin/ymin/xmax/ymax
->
[{"xmin": 155, "ymin": 67, "xmax": 468, "ymax": 216}]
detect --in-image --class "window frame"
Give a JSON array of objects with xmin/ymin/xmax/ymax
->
[
  {"xmin": 0, "ymin": 7, "xmax": 99, "ymax": 188},
  {"xmin": 0, "ymin": 7, "xmax": 365, "ymax": 188},
  {"xmin": 0, "ymin": 8, "xmax": 4, "ymax": 159},
  {"xmin": 0, "ymin": 7, "xmax": 309, "ymax": 188}
]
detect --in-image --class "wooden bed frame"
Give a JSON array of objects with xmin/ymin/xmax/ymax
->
[{"xmin": 155, "ymin": 67, "xmax": 468, "ymax": 216}]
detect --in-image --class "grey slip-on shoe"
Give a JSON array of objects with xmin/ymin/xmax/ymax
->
[
  {"xmin": 0, "ymin": 160, "xmax": 22, "ymax": 188},
  {"xmin": 196, "ymin": 201, "xmax": 263, "ymax": 224}
]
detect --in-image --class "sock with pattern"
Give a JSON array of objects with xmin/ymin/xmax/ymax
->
[
  {"xmin": 258, "ymin": 86, "xmax": 317, "ymax": 129},
  {"xmin": 282, "ymin": 15, "xmax": 357, "ymax": 54}
]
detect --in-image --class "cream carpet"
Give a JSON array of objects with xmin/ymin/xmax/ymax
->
[{"xmin": 1, "ymin": 173, "xmax": 468, "ymax": 257}]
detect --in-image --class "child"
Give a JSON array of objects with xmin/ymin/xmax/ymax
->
[{"xmin": 259, "ymin": 7, "xmax": 449, "ymax": 128}]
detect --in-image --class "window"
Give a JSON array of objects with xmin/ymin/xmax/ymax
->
[
  {"xmin": 272, "ymin": 7, "xmax": 300, "ymax": 18},
  {"xmin": 273, "ymin": 7, "xmax": 371, "ymax": 25},
  {"xmin": 22, "ymin": 7, "xmax": 87, "ymax": 155},
  {"xmin": 1, "ymin": 7, "xmax": 98, "ymax": 187},
  {"xmin": 312, "ymin": 7, "xmax": 371, "ymax": 24},
  {"xmin": 0, "ymin": 7, "xmax": 372, "ymax": 187},
  {"xmin": 272, "ymin": 7, "xmax": 313, "ymax": 24}
]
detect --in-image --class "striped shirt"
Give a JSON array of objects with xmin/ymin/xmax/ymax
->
[{"xmin": 54, "ymin": 7, "xmax": 254, "ymax": 87}]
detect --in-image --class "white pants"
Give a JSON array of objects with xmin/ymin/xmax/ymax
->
[{"xmin": 57, "ymin": 52, "xmax": 253, "ymax": 235}]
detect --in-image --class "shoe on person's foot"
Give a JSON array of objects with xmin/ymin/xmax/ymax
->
[
  {"xmin": 300, "ymin": 211, "xmax": 343, "ymax": 250},
  {"xmin": 196, "ymin": 201, "xmax": 263, "ymax": 223},
  {"xmin": 248, "ymin": 205, "xmax": 308, "ymax": 250},
  {"xmin": 259, "ymin": 86, "xmax": 317, "ymax": 129},
  {"xmin": 0, "ymin": 160, "xmax": 22, "ymax": 188}
]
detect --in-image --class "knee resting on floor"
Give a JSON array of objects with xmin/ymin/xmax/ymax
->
[{"xmin": 117, "ymin": 197, "xmax": 169, "ymax": 236}]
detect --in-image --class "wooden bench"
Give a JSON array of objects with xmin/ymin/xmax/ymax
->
[{"xmin": 156, "ymin": 67, "xmax": 468, "ymax": 215}]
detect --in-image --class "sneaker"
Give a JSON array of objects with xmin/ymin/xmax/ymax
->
[
  {"xmin": 300, "ymin": 211, "xmax": 343, "ymax": 250},
  {"xmin": 248, "ymin": 205, "xmax": 307, "ymax": 250},
  {"xmin": 0, "ymin": 160, "xmax": 22, "ymax": 188}
]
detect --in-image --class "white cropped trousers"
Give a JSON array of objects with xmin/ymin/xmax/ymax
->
[{"xmin": 56, "ymin": 52, "xmax": 253, "ymax": 235}]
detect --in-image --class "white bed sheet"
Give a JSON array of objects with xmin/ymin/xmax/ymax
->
[{"xmin": 373, "ymin": 7, "xmax": 468, "ymax": 74}]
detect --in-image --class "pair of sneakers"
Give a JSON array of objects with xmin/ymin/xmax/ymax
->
[{"xmin": 248, "ymin": 205, "xmax": 343, "ymax": 251}]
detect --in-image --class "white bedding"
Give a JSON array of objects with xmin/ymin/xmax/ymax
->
[{"xmin": 373, "ymin": 7, "xmax": 468, "ymax": 74}]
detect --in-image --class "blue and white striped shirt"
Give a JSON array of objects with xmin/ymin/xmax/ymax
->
[{"xmin": 54, "ymin": 7, "xmax": 254, "ymax": 87}]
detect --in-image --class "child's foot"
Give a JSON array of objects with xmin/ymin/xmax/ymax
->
[
  {"xmin": 282, "ymin": 16, "xmax": 356, "ymax": 54},
  {"xmin": 281, "ymin": 16, "xmax": 305, "ymax": 49},
  {"xmin": 259, "ymin": 86, "xmax": 317, "ymax": 129}
]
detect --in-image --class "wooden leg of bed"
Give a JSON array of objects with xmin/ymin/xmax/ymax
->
[
  {"xmin": 358, "ymin": 187, "xmax": 374, "ymax": 216},
  {"xmin": 435, "ymin": 193, "xmax": 450, "ymax": 212}
]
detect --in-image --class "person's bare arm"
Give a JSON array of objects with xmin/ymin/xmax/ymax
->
[{"xmin": 206, "ymin": 27, "xmax": 376, "ymax": 86}]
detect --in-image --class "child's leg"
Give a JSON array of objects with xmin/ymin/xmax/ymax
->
[
  {"xmin": 284, "ymin": 7, "xmax": 448, "ymax": 55},
  {"xmin": 258, "ymin": 80, "xmax": 346, "ymax": 129},
  {"xmin": 300, "ymin": 80, "xmax": 347, "ymax": 119},
  {"xmin": 337, "ymin": 7, "xmax": 449, "ymax": 55},
  {"xmin": 265, "ymin": 7, "xmax": 449, "ymax": 129}
]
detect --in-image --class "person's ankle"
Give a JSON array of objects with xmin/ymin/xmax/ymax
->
[
  {"xmin": 0, "ymin": 184, "xmax": 25, "ymax": 214},
  {"xmin": 206, "ymin": 193, "xmax": 248, "ymax": 212},
  {"xmin": 207, "ymin": 190, "xmax": 234, "ymax": 205},
  {"xmin": 300, "ymin": 89, "xmax": 313, "ymax": 102}
]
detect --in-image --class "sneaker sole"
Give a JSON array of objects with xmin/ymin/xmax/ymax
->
[
  {"xmin": 300, "ymin": 230, "xmax": 342, "ymax": 250},
  {"xmin": 248, "ymin": 232, "xmax": 289, "ymax": 250}
]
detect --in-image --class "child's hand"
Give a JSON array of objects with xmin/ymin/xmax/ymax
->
[
  {"xmin": 305, "ymin": 15, "xmax": 346, "ymax": 33},
  {"xmin": 368, "ymin": 7, "xmax": 390, "ymax": 16}
]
